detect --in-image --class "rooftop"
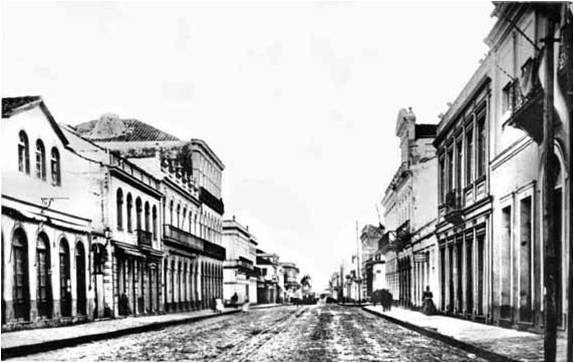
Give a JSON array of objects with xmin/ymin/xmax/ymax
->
[
  {"xmin": 2, "ymin": 96, "xmax": 42, "ymax": 118},
  {"xmin": 75, "ymin": 114, "xmax": 180, "ymax": 142}
]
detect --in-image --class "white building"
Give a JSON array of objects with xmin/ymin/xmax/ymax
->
[
  {"xmin": 2, "ymin": 97, "xmax": 98, "ymax": 328},
  {"xmin": 381, "ymin": 108, "xmax": 439, "ymax": 308},
  {"xmin": 222, "ymin": 217, "xmax": 257, "ymax": 305}
]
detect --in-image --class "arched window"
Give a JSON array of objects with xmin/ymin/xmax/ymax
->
[
  {"xmin": 50, "ymin": 147, "xmax": 61, "ymax": 186},
  {"xmin": 35, "ymin": 139, "xmax": 46, "ymax": 180},
  {"xmin": 145, "ymin": 202, "xmax": 150, "ymax": 232},
  {"xmin": 170, "ymin": 201, "xmax": 174, "ymax": 226},
  {"xmin": 182, "ymin": 207, "xmax": 187, "ymax": 231},
  {"xmin": 59, "ymin": 239, "xmax": 71, "ymax": 317},
  {"xmin": 152, "ymin": 206, "xmax": 158, "ymax": 240},
  {"xmin": 116, "ymin": 189, "xmax": 124, "ymax": 230},
  {"xmin": 176, "ymin": 204, "xmax": 181, "ymax": 228},
  {"xmin": 36, "ymin": 233, "xmax": 52, "ymax": 318},
  {"xmin": 189, "ymin": 212, "xmax": 193, "ymax": 233},
  {"xmin": 136, "ymin": 197, "xmax": 142, "ymax": 231},
  {"xmin": 18, "ymin": 131, "xmax": 30, "ymax": 174},
  {"xmin": 127, "ymin": 193, "xmax": 133, "ymax": 232},
  {"xmin": 12, "ymin": 228, "xmax": 30, "ymax": 320}
]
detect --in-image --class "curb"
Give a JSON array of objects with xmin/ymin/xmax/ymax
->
[
  {"xmin": 361, "ymin": 307, "xmax": 518, "ymax": 362},
  {"xmin": 2, "ymin": 309, "xmax": 241, "ymax": 359}
]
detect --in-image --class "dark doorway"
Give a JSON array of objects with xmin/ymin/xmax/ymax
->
[
  {"xmin": 60, "ymin": 239, "xmax": 71, "ymax": 317},
  {"xmin": 76, "ymin": 243, "xmax": 86, "ymax": 315},
  {"xmin": 12, "ymin": 229, "xmax": 30, "ymax": 321},
  {"xmin": 37, "ymin": 233, "xmax": 52, "ymax": 318}
]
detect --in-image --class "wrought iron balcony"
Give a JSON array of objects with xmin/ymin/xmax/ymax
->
[
  {"xmin": 503, "ymin": 62, "xmax": 544, "ymax": 143},
  {"xmin": 163, "ymin": 224, "xmax": 203, "ymax": 251},
  {"xmin": 136, "ymin": 229, "xmax": 152, "ymax": 248},
  {"xmin": 444, "ymin": 189, "xmax": 463, "ymax": 225}
]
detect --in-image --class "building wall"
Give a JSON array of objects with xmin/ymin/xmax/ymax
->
[{"xmin": 2, "ymin": 104, "xmax": 98, "ymax": 329}]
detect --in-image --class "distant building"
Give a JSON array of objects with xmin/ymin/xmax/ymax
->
[
  {"xmin": 222, "ymin": 217, "xmax": 257, "ymax": 305},
  {"xmin": 280, "ymin": 262, "xmax": 300, "ymax": 301},
  {"xmin": 381, "ymin": 107, "xmax": 438, "ymax": 308},
  {"xmin": 359, "ymin": 224, "xmax": 384, "ymax": 299},
  {"xmin": 257, "ymin": 250, "xmax": 282, "ymax": 303}
]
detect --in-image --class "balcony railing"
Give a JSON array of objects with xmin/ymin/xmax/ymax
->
[
  {"xmin": 224, "ymin": 257, "xmax": 254, "ymax": 271},
  {"xmin": 503, "ymin": 63, "xmax": 544, "ymax": 143},
  {"xmin": 204, "ymin": 240, "xmax": 226, "ymax": 260},
  {"xmin": 444, "ymin": 189, "xmax": 463, "ymax": 225},
  {"xmin": 163, "ymin": 224, "xmax": 203, "ymax": 251},
  {"xmin": 136, "ymin": 229, "xmax": 152, "ymax": 248}
]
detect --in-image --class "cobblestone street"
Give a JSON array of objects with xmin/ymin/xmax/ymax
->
[{"xmin": 11, "ymin": 304, "xmax": 484, "ymax": 361}]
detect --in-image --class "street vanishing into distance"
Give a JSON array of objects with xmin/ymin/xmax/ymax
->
[{"xmin": 10, "ymin": 305, "xmax": 482, "ymax": 362}]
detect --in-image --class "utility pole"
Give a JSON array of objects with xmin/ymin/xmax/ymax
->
[
  {"xmin": 356, "ymin": 220, "xmax": 361, "ymax": 305},
  {"xmin": 542, "ymin": 16, "xmax": 557, "ymax": 362}
]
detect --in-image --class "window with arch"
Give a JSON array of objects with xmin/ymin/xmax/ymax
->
[
  {"xmin": 12, "ymin": 228, "xmax": 30, "ymax": 320},
  {"xmin": 59, "ymin": 238, "xmax": 71, "ymax": 317},
  {"xmin": 144, "ymin": 202, "xmax": 150, "ymax": 232},
  {"xmin": 182, "ymin": 207, "xmax": 187, "ymax": 231},
  {"xmin": 35, "ymin": 139, "xmax": 46, "ymax": 180},
  {"xmin": 136, "ymin": 197, "xmax": 142, "ymax": 231},
  {"xmin": 189, "ymin": 211, "xmax": 197, "ymax": 233},
  {"xmin": 152, "ymin": 205, "xmax": 158, "ymax": 240},
  {"xmin": 50, "ymin": 147, "xmax": 61, "ymax": 186},
  {"xmin": 18, "ymin": 131, "xmax": 30, "ymax": 174},
  {"xmin": 127, "ymin": 193, "xmax": 133, "ymax": 232},
  {"xmin": 116, "ymin": 189, "xmax": 124, "ymax": 230},
  {"xmin": 176, "ymin": 204, "xmax": 181, "ymax": 228},
  {"xmin": 170, "ymin": 201, "xmax": 174, "ymax": 226},
  {"xmin": 36, "ymin": 233, "xmax": 52, "ymax": 318}
]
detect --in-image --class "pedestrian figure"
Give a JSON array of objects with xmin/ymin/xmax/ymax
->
[
  {"xmin": 381, "ymin": 289, "xmax": 392, "ymax": 312},
  {"xmin": 422, "ymin": 286, "xmax": 437, "ymax": 315},
  {"xmin": 231, "ymin": 292, "xmax": 238, "ymax": 306}
]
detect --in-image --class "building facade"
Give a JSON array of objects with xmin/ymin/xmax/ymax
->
[
  {"xmin": 222, "ymin": 217, "xmax": 257, "ymax": 305},
  {"xmin": 256, "ymin": 250, "xmax": 282, "ymax": 304},
  {"xmin": 434, "ymin": 57, "xmax": 493, "ymax": 321},
  {"xmin": 359, "ymin": 224, "xmax": 384, "ymax": 300},
  {"xmin": 484, "ymin": 3, "xmax": 572, "ymax": 335},
  {"xmin": 381, "ymin": 108, "xmax": 438, "ymax": 308},
  {"xmin": 2, "ymin": 97, "xmax": 98, "ymax": 330},
  {"xmin": 74, "ymin": 115, "xmax": 226, "ymax": 312},
  {"xmin": 281, "ymin": 262, "xmax": 300, "ymax": 301}
]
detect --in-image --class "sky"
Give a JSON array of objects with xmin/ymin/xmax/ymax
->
[{"xmin": 2, "ymin": 0, "xmax": 496, "ymax": 290}]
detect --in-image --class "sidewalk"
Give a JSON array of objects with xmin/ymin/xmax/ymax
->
[
  {"xmin": 363, "ymin": 305, "xmax": 568, "ymax": 362},
  {"xmin": 1, "ymin": 308, "xmax": 240, "ymax": 359}
]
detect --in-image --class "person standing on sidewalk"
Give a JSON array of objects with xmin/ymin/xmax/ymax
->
[{"xmin": 422, "ymin": 286, "xmax": 436, "ymax": 315}]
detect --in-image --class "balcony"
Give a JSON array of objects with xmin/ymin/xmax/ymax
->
[
  {"xmin": 163, "ymin": 224, "xmax": 203, "ymax": 251},
  {"xmin": 444, "ymin": 189, "xmax": 463, "ymax": 225},
  {"xmin": 224, "ymin": 257, "xmax": 254, "ymax": 272},
  {"xmin": 204, "ymin": 240, "xmax": 226, "ymax": 261},
  {"xmin": 136, "ymin": 229, "xmax": 152, "ymax": 248},
  {"xmin": 503, "ymin": 66, "xmax": 544, "ymax": 143}
]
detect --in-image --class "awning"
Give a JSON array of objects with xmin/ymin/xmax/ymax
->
[{"xmin": 113, "ymin": 241, "xmax": 146, "ymax": 259}]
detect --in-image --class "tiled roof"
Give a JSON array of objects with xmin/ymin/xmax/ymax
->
[
  {"xmin": 2, "ymin": 96, "xmax": 42, "ymax": 117},
  {"xmin": 75, "ymin": 114, "xmax": 180, "ymax": 142}
]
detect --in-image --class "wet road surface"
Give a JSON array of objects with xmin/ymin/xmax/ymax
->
[{"xmin": 11, "ymin": 304, "xmax": 484, "ymax": 361}]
